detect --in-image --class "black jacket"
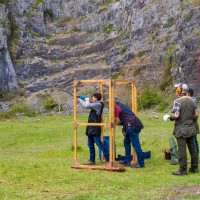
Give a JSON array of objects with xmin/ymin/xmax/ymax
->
[{"xmin": 86, "ymin": 102, "xmax": 104, "ymax": 136}]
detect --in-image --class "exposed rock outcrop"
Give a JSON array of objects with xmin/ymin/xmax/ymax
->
[
  {"xmin": 0, "ymin": 4, "xmax": 19, "ymax": 94},
  {"xmin": 0, "ymin": 0, "xmax": 199, "ymax": 100}
]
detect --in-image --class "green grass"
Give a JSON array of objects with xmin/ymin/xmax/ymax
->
[{"xmin": 0, "ymin": 113, "xmax": 199, "ymax": 199}]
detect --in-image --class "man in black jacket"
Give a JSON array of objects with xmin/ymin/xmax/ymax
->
[{"xmin": 78, "ymin": 93, "xmax": 109, "ymax": 165}]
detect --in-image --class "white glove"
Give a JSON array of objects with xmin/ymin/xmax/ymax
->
[{"xmin": 163, "ymin": 114, "xmax": 170, "ymax": 121}]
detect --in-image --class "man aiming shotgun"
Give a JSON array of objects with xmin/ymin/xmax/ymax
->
[{"xmin": 77, "ymin": 93, "xmax": 109, "ymax": 165}]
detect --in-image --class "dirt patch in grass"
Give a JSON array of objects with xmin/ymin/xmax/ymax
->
[{"xmin": 164, "ymin": 185, "xmax": 200, "ymax": 199}]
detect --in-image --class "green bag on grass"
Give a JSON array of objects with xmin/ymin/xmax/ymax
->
[{"xmin": 169, "ymin": 137, "xmax": 179, "ymax": 165}]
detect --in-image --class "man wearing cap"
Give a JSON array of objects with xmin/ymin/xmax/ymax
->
[
  {"xmin": 174, "ymin": 83, "xmax": 188, "ymax": 97},
  {"xmin": 169, "ymin": 88, "xmax": 199, "ymax": 175}
]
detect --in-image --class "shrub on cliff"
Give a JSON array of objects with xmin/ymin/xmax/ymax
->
[
  {"xmin": 138, "ymin": 85, "xmax": 170, "ymax": 111},
  {"xmin": 0, "ymin": 99, "xmax": 36, "ymax": 120},
  {"xmin": 43, "ymin": 97, "xmax": 58, "ymax": 111}
]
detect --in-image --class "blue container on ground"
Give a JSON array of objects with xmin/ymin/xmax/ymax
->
[{"xmin": 99, "ymin": 136, "xmax": 116, "ymax": 161}]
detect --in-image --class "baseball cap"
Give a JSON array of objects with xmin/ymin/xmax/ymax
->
[
  {"xmin": 174, "ymin": 83, "xmax": 188, "ymax": 90},
  {"xmin": 182, "ymin": 84, "xmax": 188, "ymax": 90},
  {"xmin": 174, "ymin": 83, "xmax": 182, "ymax": 88}
]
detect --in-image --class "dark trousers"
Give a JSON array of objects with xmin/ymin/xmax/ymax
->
[
  {"xmin": 87, "ymin": 135, "xmax": 109, "ymax": 162},
  {"xmin": 176, "ymin": 136, "xmax": 198, "ymax": 171},
  {"xmin": 194, "ymin": 135, "xmax": 199, "ymax": 154}
]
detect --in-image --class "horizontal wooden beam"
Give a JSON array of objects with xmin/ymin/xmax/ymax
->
[
  {"xmin": 78, "ymin": 122, "xmax": 107, "ymax": 126},
  {"xmin": 72, "ymin": 165, "xmax": 125, "ymax": 172}
]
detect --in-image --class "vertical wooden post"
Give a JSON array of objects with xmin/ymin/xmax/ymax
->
[
  {"xmin": 111, "ymin": 81, "xmax": 115, "ymax": 164},
  {"xmin": 107, "ymin": 80, "xmax": 113, "ymax": 166},
  {"xmin": 73, "ymin": 81, "xmax": 78, "ymax": 164},
  {"xmin": 131, "ymin": 82, "xmax": 137, "ymax": 165},
  {"xmin": 131, "ymin": 82, "xmax": 137, "ymax": 115},
  {"xmin": 100, "ymin": 82, "xmax": 105, "ymax": 161}
]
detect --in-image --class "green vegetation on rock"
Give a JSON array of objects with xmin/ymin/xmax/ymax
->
[
  {"xmin": 151, "ymin": 30, "xmax": 159, "ymax": 40},
  {"xmin": 43, "ymin": 97, "xmax": 58, "ymax": 111},
  {"xmin": 112, "ymin": 71, "xmax": 124, "ymax": 79},
  {"xmin": 71, "ymin": 25, "xmax": 80, "ymax": 32},
  {"xmin": 45, "ymin": 9, "xmax": 53, "ymax": 19},
  {"xmin": 120, "ymin": 45, "xmax": 127, "ymax": 54},
  {"xmin": 99, "ymin": 0, "xmax": 113, "ymax": 7},
  {"xmin": 0, "ymin": 0, "xmax": 5, "ymax": 5},
  {"xmin": 164, "ymin": 19, "xmax": 173, "ymax": 28},
  {"xmin": 138, "ymin": 50, "xmax": 146, "ymax": 57},
  {"xmin": 159, "ymin": 44, "xmax": 177, "ymax": 91},
  {"xmin": 0, "ymin": 99, "xmax": 36, "ymax": 120},
  {"xmin": 102, "ymin": 23, "xmax": 113, "ymax": 34},
  {"xmin": 133, "ymin": 66, "xmax": 142, "ymax": 76},
  {"xmin": 32, "ymin": 0, "xmax": 43, "ymax": 9},
  {"xmin": 8, "ymin": 21, "xmax": 20, "ymax": 58}
]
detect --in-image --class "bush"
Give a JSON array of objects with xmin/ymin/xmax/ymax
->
[
  {"xmin": 138, "ymin": 85, "xmax": 160, "ymax": 109},
  {"xmin": 43, "ymin": 97, "xmax": 58, "ymax": 110},
  {"xmin": 0, "ymin": 111, "xmax": 15, "ymax": 120},
  {"xmin": 0, "ymin": 91, "xmax": 15, "ymax": 101},
  {"xmin": 0, "ymin": 100, "xmax": 36, "ymax": 120},
  {"xmin": 138, "ymin": 85, "xmax": 170, "ymax": 111},
  {"xmin": 11, "ymin": 101, "xmax": 36, "ymax": 117},
  {"xmin": 113, "ymin": 84, "xmax": 171, "ymax": 112}
]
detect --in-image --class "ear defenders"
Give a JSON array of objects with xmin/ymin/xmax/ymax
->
[{"xmin": 176, "ymin": 87, "xmax": 182, "ymax": 96}]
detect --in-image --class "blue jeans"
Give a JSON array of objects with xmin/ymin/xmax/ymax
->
[
  {"xmin": 123, "ymin": 136, "xmax": 150, "ymax": 163},
  {"xmin": 125, "ymin": 127, "xmax": 144, "ymax": 166},
  {"xmin": 87, "ymin": 135, "xmax": 109, "ymax": 162},
  {"xmin": 194, "ymin": 135, "xmax": 199, "ymax": 154}
]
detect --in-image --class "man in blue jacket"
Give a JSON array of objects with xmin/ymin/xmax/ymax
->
[{"xmin": 78, "ymin": 93, "xmax": 109, "ymax": 165}]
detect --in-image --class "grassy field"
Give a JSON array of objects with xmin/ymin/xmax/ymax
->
[{"xmin": 0, "ymin": 113, "xmax": 199, "ymax": 200}]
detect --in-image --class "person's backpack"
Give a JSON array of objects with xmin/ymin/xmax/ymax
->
[{"xmin": 169, "ymin": 137, "xmax": 179, "ymax": 165}]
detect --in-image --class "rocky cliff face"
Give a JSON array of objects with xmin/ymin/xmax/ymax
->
[
  {"xmin": 0, "ymin": 4, "xmax": 19, "ymax": 96},
  {"xmin": 0, "ymin": 0, "xmax": 200, "ymax": 99}
]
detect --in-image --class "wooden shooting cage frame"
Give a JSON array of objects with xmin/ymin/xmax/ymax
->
[{"xmin": 72, "ymin": 79, "xmax": 137, "ymax": 172}]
